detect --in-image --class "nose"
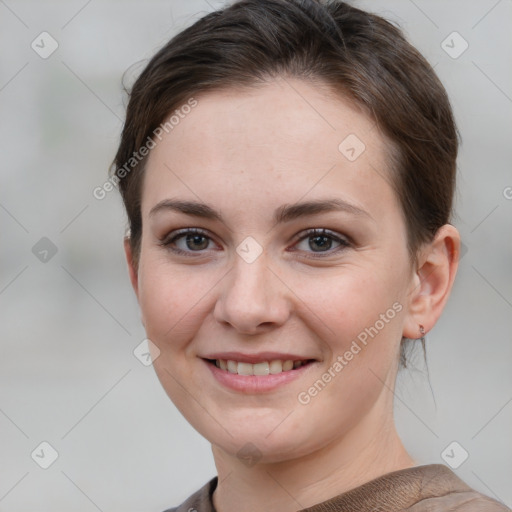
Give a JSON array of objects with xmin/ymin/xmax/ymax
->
[{"xmin": 213, "ymin": 251, "xmax": 291, "ymax": 335}]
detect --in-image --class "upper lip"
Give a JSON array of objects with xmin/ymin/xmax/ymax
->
[{"xmin": 201, "ymin": 352, "xmax": 317, "ymax": 364}]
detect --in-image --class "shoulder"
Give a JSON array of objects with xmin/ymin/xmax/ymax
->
[
  {"xmin": 310, "ymin": 463, "xmax": 510, "ymax": 512},
  {"xmin": 161, "ymin": 477, "xmax": 218, "ymax": 512},
  {"xmin": 409, "ymin": 491, "xmax": 510, "ymax": 511},
  {"xmin": 407, "ymin": 464, "xmax": 510, "ymax": 512}
]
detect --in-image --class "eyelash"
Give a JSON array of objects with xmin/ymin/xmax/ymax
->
[{"xmin": 159, "ymin": 227, "xmax": 351, "ymax": 259}]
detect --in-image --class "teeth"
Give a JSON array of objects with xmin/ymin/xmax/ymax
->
[
  {"xmin": 269, "ymin": 360, "xmax": 283, "ymax": 374},
  {"xmin": 282, "ymin": 360, "xmax": 294, "ymax": 371},
  {"xmin": 214, "ymin": 359, "xmax": 308, "ymax": 375},
  {"xmin": 253, "ymin": 362, "xmax": 269, "ymax": 376},
  {"xmin": 237, "ymin": 362, "xmax": 253, "ymax": 376}
]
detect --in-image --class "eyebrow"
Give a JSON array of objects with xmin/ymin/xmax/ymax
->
[{"xmin": 149, "ymin": 198, "xmax": 374, "ymax": 225}]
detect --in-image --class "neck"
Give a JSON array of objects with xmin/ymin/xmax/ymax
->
[{"xmin": 211, "ymin": 404, "xmax": 416, "ymax": 512}]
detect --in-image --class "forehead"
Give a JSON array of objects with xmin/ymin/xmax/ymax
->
[{"xmin": 141, "ymin": 77, "xmax": 399, "ymax": 225}]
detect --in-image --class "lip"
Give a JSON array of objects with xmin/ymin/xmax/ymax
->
[
  {"xmin": 201, "ymin": 351, "xmax": 316, "ymax": 364},
  {"xmin": 201, "ymin": 357, "xmax": 318, "ymax": 393}
]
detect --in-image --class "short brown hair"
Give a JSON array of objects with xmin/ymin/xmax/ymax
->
[{"xmin": 110, "ymin": 0, "xmax": 459, "ymax": 367}]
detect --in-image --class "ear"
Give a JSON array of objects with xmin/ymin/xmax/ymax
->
[
  {"xmin": 402, "ymin": 224, "xmax": 461, "ymax": 339},
  {"xmin": 124, "ymin": 236, "xmax": 139, "ymax": 299}
]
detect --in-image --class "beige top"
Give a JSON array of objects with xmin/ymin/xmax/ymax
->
[{"xmin": 163, "ymin": 464, "xmax": 510, "ymax": 512}]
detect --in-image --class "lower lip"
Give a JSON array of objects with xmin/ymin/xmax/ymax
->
[{"xmin": 203, "ymin": 359, "xmax": 316, "ymax": 393}]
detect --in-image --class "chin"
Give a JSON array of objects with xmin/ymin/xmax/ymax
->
[
  {"xmin": 211, "ymin": 434, "xmax": 309, "ymax": 466},
  {"xmin": 204, "ymin": 414, "xmax": 320, "ymax": 464}
]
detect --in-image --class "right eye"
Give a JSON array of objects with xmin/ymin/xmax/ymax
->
[{"xmin": 160, "ymin": 228, "xmax": 218, "ymax": 256}]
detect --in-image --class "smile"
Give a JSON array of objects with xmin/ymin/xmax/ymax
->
[
  {"xmin": 206, "ymin": 358, "xmax": 314, "ymax": 376},
  {"xmin": 201, "ymin": 351, "xmax": 319, "ymax": 392}
]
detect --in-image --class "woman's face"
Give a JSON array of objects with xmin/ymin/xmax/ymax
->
[{"xmin": 128, "ymin": 78, "xmax": 420, "ymax": 463}]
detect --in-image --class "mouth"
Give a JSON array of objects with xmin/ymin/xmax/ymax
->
[
  {"xmin": 200, "ymin": 351, "xmax": 320, "ymax": 392},
  {"xmin": 203, "ymin": 358, "xmax": 316, "ymax": 376}
]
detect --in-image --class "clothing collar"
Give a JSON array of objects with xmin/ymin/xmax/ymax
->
[{"xmin": 173, "ymin": 464, "xmax": 491, "ymax": 512}]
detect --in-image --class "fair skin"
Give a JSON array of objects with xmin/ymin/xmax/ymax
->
[{"xmin": 124, "ymin": 77, "xmax": 460, "ymax": 512}]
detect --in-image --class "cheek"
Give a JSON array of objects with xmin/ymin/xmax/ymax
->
[
  {"xmin": 136, "ymin": 250, "xmax": 222, "ymax": 355},
  {"xmin": 137, "ymin": 254, "xmax": 192, "ymax": 342},
  {"xmin": 136, "ymin": 255, "xmax": 211, "ymax": 417},
  {"xmin": 301, "ymin": 268, "xmax": 406, "ymax": 399},
  {"xmin": 294, "ymin": 273, "xmax": 404, "ymax": 423},
  {"xmin": 302, "ymin": 268, "xmax": 403, "ymax": 342}
]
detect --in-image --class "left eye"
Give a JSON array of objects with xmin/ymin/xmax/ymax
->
[{"xmin": 293, "ymin": 228, "xmax": 350, "ymax": 256}]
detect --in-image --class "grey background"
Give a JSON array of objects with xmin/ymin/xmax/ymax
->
[{"xmin": 1, "ymin": 0, "xmax": 511, "ymax": 510}]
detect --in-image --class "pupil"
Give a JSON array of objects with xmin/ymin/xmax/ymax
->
[
  {"xmin": 311, "ymin": 235, "xmax": 330, "ymax": 251},
  {"xmin": 187, "ymin": 234, "xmax": 208, "ymax": 250}
]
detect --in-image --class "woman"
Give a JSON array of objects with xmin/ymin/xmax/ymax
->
[{"xmin": 110, "ymin": 0, "xmax": 509, "ymax": 510}]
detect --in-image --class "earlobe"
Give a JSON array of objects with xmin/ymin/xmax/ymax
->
[
  {"xmin": 402, "ymin": 224, "xmax": 460, "ymax": 339},
  {"xmin": 124, "ymin": 237, "xmax": 139, "ymax": 299}
]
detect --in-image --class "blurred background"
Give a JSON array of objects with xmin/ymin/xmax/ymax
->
[{"xmin": 1, "ymin": 0, "xmax": 511, "ymax": 510}]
